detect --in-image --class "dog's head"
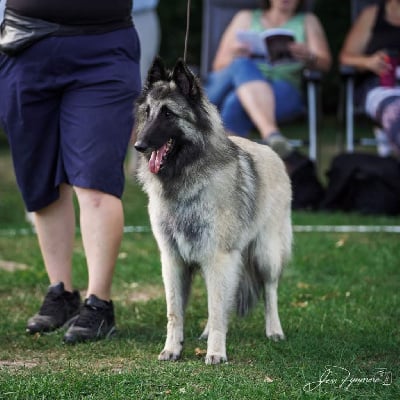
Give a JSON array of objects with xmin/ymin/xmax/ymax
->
[{"xmin": 133, "ymin": 57, "xmax": 215, "ymax": 176}]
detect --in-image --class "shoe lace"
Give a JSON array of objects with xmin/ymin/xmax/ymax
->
[
  {"xmin": 74, "ymin": 304, "xmax": 103, "ymax": 328},
  {"xmin": 39, "ymin": 292, "xmax": 64, "ymax": 315}
]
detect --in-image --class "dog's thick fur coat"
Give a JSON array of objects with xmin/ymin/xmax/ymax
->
[{"xmin": 134, "ymin": 58, "xmax": 292, "ymax": 364}]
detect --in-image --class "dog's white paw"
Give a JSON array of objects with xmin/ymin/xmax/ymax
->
[
  {"xmin": 266, "ymin": 320, "xmax": 285, "ymax": 341},
  {"xmin": 158, "ymin": 349, "xmax": 181, "ymax": 361},
  {"xmin": 266, "ymin": 331, "xmax": 285, "ymax": 342},
  {"xmin": 205, "ymin": 353, "xmax": 227, "ymax": 365}
]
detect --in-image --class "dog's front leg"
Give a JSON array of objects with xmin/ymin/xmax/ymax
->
[
  {"xmin": 158, "ymin": 254, "xmax": 191, "ymax": 361},
  {"xmin": 204, "ymin": 251, "xmax": 241, "ymax": 365}
]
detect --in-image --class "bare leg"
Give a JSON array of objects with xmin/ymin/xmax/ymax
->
[
  {"xmin": 74, "ymin": 187, "xmax": 124, "ymax": 301},
  {"xmin": 236, "ymin": 81, "xmax": 279, "ymax": 140},
  {"xmin": 32, "ymin": 184, "xmax": 75, "ymax": 292},
  {"xmin": 237, "ymin": 81, "xmax": 293, "ymax": 158}
]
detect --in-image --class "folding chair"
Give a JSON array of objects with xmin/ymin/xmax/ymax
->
[
  {"xmin": 340, "ymin": 0, "xmax": 381, "ymax": 152},
  {"xmin": 200, "ymin": 0, "xmax": 321, "ymax": 161}
]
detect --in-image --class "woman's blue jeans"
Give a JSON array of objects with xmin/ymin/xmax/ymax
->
[{"xmin": 204, "ymin": 57, "xmax": 304, "ymax": 136}]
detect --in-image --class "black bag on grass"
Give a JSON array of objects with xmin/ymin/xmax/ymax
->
[
  {"xmin": 284, "ymin": 150, "xmax": 325, "ymax": 210},
  {"xmin": 320, "ymin": 153, "xmax": 400, "ymax": 215}
]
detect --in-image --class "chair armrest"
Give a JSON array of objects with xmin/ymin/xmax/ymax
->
[
  {"xmin": 339, "ymin": 64, "xmax": 357, "ymax": 78},
  {"xmin": 302, "ymin": 68, "xmax": 322, "ymax": 82}
]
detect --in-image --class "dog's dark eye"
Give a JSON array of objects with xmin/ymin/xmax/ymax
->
[
  {"xmin": 145, "ymin": 105, "xmax": 150, "ymax": 118},
  {"xmin": 161, "ymin": 106, "xmax": 173, "ymax": 118}
]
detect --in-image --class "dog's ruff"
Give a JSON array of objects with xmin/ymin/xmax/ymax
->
[{"xmin": 134, "ymin": 57, "xmax": 292, "ymax": 365}]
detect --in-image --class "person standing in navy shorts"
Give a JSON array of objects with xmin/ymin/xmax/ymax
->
[{"xmin": 0, "ymin": 0, "xmax": 141, "ymax": 343}]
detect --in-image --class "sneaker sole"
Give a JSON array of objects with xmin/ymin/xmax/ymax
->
[
  {"xmin": 63, "ymin": 325, "xmax": 117, "ymax": 345},
  {"xmin": 26, "ymin": 312, "xmax": 80, "ymax": 335}
]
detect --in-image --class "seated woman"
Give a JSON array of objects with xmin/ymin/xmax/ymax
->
[
  {"xmin": 204, "ymin": 0, "xmax": 331, "ymax": 158},
  {"xmin": 340, "ymin": 0, "xmax": 400, "ymax": 158}
]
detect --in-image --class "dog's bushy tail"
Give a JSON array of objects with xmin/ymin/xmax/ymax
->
[{"xmin": 236, "ymin": 242, "xmax": 263, "ymax": 317}]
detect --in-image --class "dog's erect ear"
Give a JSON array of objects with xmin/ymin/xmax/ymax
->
[
  {"xmin": 171, "ymin": 58, "xmax": 201, "ymax": 99},
  {"xmin": 145, "ymin": 56, "xmax": 168, "ymax": 88}
]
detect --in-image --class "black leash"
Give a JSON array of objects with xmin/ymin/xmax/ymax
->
[{"xmin": 183, "ymin": 0, "xmax": 191, "ymax": 62}]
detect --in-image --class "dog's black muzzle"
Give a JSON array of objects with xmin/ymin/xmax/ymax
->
[{"xmin": 134, "ymin": 140, "xmax": 149, "ymax": 153}]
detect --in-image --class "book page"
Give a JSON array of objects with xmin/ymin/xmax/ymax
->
[
  {"xmin": 236, "ymin": 28, "xmax": 296, "ymax": 64},
  {"xmin": 236, "ymin": 30, "xmax": 266, "ymax": 57}
]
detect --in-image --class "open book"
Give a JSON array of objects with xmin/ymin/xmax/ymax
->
[{"xmin": 236, "ymin": 28, "xmax": 295, "ymax": 65}]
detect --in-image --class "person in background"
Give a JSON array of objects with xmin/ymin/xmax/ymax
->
[
  {"xmin": 0, "ymin": 0, "xmax": 141, "ymax": 343},
  {"xmin": 204, "ymin": 0, "xmax": 331, "ymax": 158},
  {"xmin": 132, "ymin": 0, "xmax": 160, "ymax": 84},
  {"xmin": 129, "ymin": 0, "xmax": 161, "ymax": 174},
  {"xmin": 339, "ymin": 0, "xmax": 400, "ymax": 158}
]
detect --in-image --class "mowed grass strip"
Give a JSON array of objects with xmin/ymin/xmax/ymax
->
[{"xmin": 0, "ymin": 136, "xmax": 399, "ymax": 399}]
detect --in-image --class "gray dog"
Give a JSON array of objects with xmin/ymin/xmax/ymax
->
[{"xmin": 134, "ymin": 58, "xmax": 292, "ymax": 364}]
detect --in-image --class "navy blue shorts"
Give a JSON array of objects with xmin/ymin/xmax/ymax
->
[{"xmin": 0, "ymin": 27, "xmax": 141, "ymax": 211}]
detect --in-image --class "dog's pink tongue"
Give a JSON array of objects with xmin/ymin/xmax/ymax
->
[{"xmin": 149, "ymin": 144, "xmax": 168, "ymax": 174}]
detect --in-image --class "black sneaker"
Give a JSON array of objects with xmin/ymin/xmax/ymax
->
[
  {"xmin": 26, "ymin": 282, "xmax": 81, "ymax": 334},
  {"xmin": 63, "ymin": 294, "xmax": 116, "ymax": 344}
]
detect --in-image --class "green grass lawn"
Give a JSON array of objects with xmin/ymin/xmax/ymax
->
[{"xmin": 0, "ymin": 125, "xmax": 399, "ymax": 399}]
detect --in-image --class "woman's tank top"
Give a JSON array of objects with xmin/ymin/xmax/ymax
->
[
  {"xmin": 365, "ymin": 0, "xmax": 400, "ymax": 55},
  {"xmin": 250, "ymin": 9, "xmax": 305, "ymax": 90}
]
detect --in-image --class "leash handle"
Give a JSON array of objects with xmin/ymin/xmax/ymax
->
[{"xmin": 183, "ymin": 0, "xmax": 191, "ymax": 62}]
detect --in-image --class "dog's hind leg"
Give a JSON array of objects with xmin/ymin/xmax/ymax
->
[
  {"xmin": 203, "ymin": 250, "xmax": 241, "ymax": 365},
  {"xmin": 158, "ymin": 254, "xmax": 192, "ymax": 361},
  {"xmin": 198, "ymin": 320, "xmax": 209, "ymax": 340},
  {"xmin": 256, "ymin": 235, "xmax": 286, "ymax": 341},
  {"xmin": 264, "ymin": 280, "xmax": 285, "ymax": 341}
]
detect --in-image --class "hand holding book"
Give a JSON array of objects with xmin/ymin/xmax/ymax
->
[
  {"xmin": 289, "ymin": 42, "xmax": 317, "ymax": 66},
  {"xmin": 236, "ymin": 28, "xmax": 296, "ymax": 65}
]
